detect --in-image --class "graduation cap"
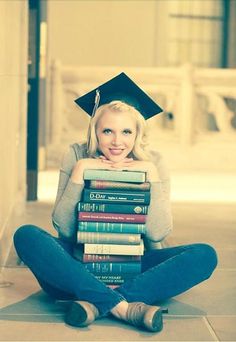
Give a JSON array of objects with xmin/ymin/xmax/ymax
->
[{"xmin": 74, "ymin": 72, "xmax": 163, "ymax": 120}]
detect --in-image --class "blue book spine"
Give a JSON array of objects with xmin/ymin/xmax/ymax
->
[
  {"xmin": 83, "ymin": 188, "xmax": 150, "ymax": 205},
  {"xmin": 94, "ymin": 273, "xmax": 138, "ymax": 284}
]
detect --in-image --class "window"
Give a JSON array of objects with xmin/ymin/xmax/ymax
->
[{"xmin": 167, "ymin": 0, "xmax": 224, "ymax": 67}]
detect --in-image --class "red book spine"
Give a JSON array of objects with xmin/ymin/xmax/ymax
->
[
  {"xmin": 88, "ymin": 180, "xmax": 151, "ymax": 191},
  {"xmin": 78, "ymin": 211, "xmax": 146, "ymax": 223}
]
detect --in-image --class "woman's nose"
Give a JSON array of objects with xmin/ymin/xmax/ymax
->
[{"xmin": 112, "ymin": 134, "xmax": 122, "ymax": 145}]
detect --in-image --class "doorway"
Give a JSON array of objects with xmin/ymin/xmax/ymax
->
[{"xmin": 27, "ymin": 0, "xmax": 47, "ymax": 200}]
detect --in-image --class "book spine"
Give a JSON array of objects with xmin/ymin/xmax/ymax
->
[
  {"xmin": 77, "ymin": 231, "xmax": 141, "ymax": 245},
  {"xmin": 78, "ymin": 212, "xmax": 146, "ymax": 224},
  {"xmin": 87, "ymin": 180, "xmax": 151, "ymax": 191},
  {"xmin": 82, "ymin": 189, "xmax": 150, "ymax": 205},
  {"xmin": 84, "ymin": 262, "xmax": 142, "ymax": 274},
  {"xmin": 78, "ymin": 221, "xmax": 146, "ymax": 234},
  {"xmin": 94, "ymin": 273, "xmax": 137, "ymax": 284},
  {"xmin": 82, "ymin": 254, "xmax": 141, "ymax": 263},
  {"xmin": 83, "ymin": 169, "xmax": 146, "ymax": 183},
  {"xmin": 78, "ymin": 202, "xmax": 148, "ymax": 215},
  {"xmin": 84, "ymin": 241, "xmax": 144, "ymax": 256}
]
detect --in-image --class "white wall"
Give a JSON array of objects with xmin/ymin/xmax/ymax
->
[
  {"xmin": 47, "ymin": 0, "xmax": 163, "ymax": 67},
  {"xmin": 0, "ymin": 0, "xmax": 28, "ymax": 265}
]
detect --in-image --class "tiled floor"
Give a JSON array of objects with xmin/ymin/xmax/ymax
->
[{"xmin": 0, "ymin": 171, "xmax": 236, "ymax": 341}]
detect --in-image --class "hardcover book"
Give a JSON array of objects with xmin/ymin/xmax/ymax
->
[
  {"xmin": 78, "ymin": 212, "xmax": 146, "ymax": 224},
  {"xmin": 82, "ymin": 254, "xmax": 141, "ymax": 263},
  {"xmin": 94, "ymin": 273, "xmax": 137, "ymax": 284},
  {"xmin": 78, "ymin": 221, "xmax": 146, "ymax": 234},
  {"xmin": 87, "ymin": 180, "xmax": 151, "ymax": 191},
  {"xmin": 82, "ymin": 188, "xmax": 150, "ymax": 205},
  {"xmin": 78, "ymin": 202, "xmax": 148, "ymax": 215},
  {"xmin": 84, "ymin": 261, "xmax": 142, "ymax": 274},
  {"xmin": 84, "ymin": 240, "xmax": 144, "ymax": 256},
  {"xmin": 83, "ymin": 169, "xmax": 146, "ymax": 183},
  {"xmin": 77, "ymin": 231, "xmax": 141, "ymax": 245}
]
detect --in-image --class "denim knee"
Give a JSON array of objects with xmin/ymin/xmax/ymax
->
[
  {"xmin": 194, "ymin": 243, "xmax": 218, "ymax": 276},
  {"xmin": 13, "ymin": 225, "xmax": 44, "ymax": 250}
]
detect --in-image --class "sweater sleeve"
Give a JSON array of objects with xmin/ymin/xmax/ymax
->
[
  {"xmin": 52, "ymin": 145, "xmax": 84, "ymax": 242},
  {"xmin": 144, "ymin": 150, "xmax": 173, "ymax": 243}
]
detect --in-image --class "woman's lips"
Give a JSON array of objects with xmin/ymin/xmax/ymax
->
[{"xmin": 109, "ymin": 148, "xmax": 124, "ymax": 155}]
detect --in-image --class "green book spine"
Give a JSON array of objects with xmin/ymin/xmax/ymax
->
[
  {"xmin": 77, "ymin": 231, "xmax": 141, "ymax": 245},
  {"xmin": 78, "ymin": 221, "xmax": 146, "ymax": 234},
  {"xmin": 83, "ymin": 169, "xmax": 146, "ymax": 183},
  {"xmin": 78, "ymin": 202, "xmax": 148, "ymax": 215},
  {"xmin": 84, "ymin": 262, "xmax": 141, "ymax": 274}
]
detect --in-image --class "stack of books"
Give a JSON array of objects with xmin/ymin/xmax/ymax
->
[{"xmin": 76, "ymin": 169, "xmax": 151, "ymax": 287}]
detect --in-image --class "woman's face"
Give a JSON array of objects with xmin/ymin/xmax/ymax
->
[{"xmin": 96, "ymin": 110, "xmax": 137, "ymax": 162}]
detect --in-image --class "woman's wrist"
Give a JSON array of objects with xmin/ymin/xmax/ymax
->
[
  {"xmin": 146, "ymin": 163, "xmax": 159, "ymax": 182},
  {"xmin": 70, "ymin": 161, "xmax": 85, "ymax": 184}
]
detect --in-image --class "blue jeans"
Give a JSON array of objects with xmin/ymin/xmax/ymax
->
[{"xmin": 13, "ymin": 225, "xmax": 217, "ymax": 316}]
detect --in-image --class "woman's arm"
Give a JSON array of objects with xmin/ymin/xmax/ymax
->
[
  {"xmin": 52, "ymin": 146, "xmax": 84, "ymax": 242},
  {"xmin": 52, "ymin": 145, "xmax": 115, "ymax": 241},
  {"xmin": 145, "ymin": 151, "xmax": 173, "ymax": 244}
]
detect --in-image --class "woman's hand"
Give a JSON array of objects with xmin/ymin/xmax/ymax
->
[
  {"xmin": 71, "ymin": 158, "xmax": 114, "ymax": 184},
  {"xmin": 102, "ymin": 157, "xmax": 160, "ymax": 182},
  {"xmin": 99, "ymin": 155, "xmax": 134, "ymax": 169},
  {"xmin": 71, "ymin": 157, "xmax": 159, "ymax": 184}
]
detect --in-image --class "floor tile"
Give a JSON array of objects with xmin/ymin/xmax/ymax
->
[
  {"xmin": 164, "ymin": 269, "xmax": 236, "ymax": 316},
  {"xmin": 215, "ymin": 248, "xmax": 236, "ymax": 269},
  {"xmin": 0, "ymin": 316, "xmax": 216, "ymax": 341},
  {"xmin": 207, "ymin": 316, "xmax": 236, "ymax": 341},
  {"xmin": 171, "ymin": 202, "xmax": 236, "ymax": 249}
]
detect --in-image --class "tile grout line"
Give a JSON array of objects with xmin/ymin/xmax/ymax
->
[{"xmin": 203, "ymin": 316, "xmax": 220, "ymax": 342}]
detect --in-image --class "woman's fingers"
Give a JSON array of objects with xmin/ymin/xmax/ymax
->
[
  {"xmin": 110, "ymin": 161, "xmax": 135, "ymax": 169},
  {"xmin": 97, "ymin": 156, "xmax": 134, "ymax": 166},
  {"xmin": 100, "ymin": 159, "xmax": 113, "ymax": 164}
]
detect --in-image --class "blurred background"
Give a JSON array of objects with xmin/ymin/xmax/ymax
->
[{"xmin": 1, "ymin": 0, "xmax": 236, "ymax": 261}]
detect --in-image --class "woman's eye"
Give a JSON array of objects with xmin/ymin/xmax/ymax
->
[
  {"xmin": 103, "ymin": 129, "xmax": 112, "ymax": 134},
  {"xmin": 123, "ymin": 129, "xmax": 132, "ymax": 135}
]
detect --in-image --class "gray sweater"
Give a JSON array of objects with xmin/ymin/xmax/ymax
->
[{"xmin": 52, "ymin": 143, "xmax": 173, "ymax": 244}]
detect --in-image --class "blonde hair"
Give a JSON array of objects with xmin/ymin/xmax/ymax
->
[{"xmin": 87, "ymin": 101, "xmax": 150, "ymax": 160}]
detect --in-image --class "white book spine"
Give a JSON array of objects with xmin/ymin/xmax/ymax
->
[{"xmin": 84, "ymin": 240, "xmax": 144, "ymax": 256}]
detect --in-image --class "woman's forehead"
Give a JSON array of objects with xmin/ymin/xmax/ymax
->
[{"xmin": 97, "ymin": 110, "xmax": 137, "ymax": 127}]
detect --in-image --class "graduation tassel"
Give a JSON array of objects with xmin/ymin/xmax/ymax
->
[{"xmin": 91, "ymin": 89, "xmax": 100, "ymax": 117}]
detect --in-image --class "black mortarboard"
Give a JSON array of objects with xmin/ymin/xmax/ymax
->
[{"xmin": 74, "ymin": 72, "xmax": 163, "ymax": 120}]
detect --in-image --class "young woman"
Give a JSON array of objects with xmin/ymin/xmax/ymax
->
[{"xmin": 14, "ymin": 75, "xmax": 217, "ymax": 333}]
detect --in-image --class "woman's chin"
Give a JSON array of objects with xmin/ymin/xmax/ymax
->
[
  {"xmin": 107, "ymin": 154, "xmax": 127, "ymax": 163},
  {"xmin": 109, "ymin": 157, "xmax": 124, "ymax": 163}
]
